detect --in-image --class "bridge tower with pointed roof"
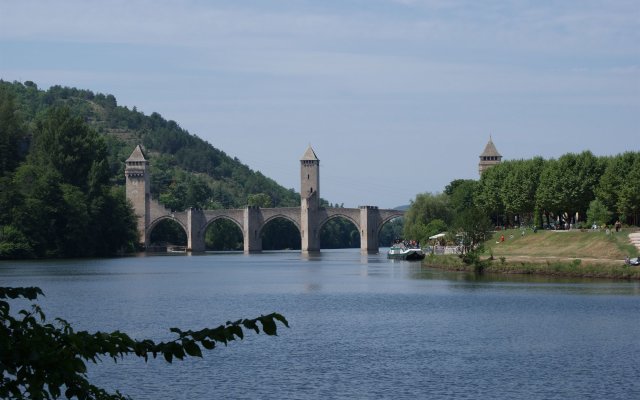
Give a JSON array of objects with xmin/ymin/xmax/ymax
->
[
  {"xmin": 125, "ymin": 145, "xmax": 150, "ymax": 243},
  {"xmin": 300, "ymin": 145, "xmax": 321, "ymax": 252},
  {"xmin": 479, "ymin": 136, "xmax": 502, "ymax": 175}
]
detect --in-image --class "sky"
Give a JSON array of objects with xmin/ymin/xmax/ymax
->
[{"xmin": 1, "ymin": 0, "xmax": 638, "ymax": 209}]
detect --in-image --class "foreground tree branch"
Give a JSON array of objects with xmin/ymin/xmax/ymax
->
[{"xmin": 0, "ymin": 287, "xmax": 288, "ymax": 399}]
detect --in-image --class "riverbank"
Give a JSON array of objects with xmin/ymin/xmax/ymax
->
[
  {"xmin": 423, "ymin": 254, "xmax": 640, "ymax": 279},
  {"xmin": 423, "ymin": 228, "xmax": 640, "ymax": 280}
]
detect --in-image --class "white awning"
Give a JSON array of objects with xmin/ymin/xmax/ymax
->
[{"xmin": 429, "ymin": 233, "xmax": 446, "ymax": 239}]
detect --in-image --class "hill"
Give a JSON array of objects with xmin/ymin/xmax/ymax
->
[{"xmin": 0, "ymin": 80, "xmax": 300, "ymax": 210}]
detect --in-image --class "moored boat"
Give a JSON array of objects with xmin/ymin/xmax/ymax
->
[{"xmin": 387, "ymin": 240, "xmax": 425, "ymax": 261}]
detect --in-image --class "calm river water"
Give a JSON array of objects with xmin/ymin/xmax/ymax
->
[{"xmin": 1, "ymin": 250, "xmax": 639, "ymax": 399}]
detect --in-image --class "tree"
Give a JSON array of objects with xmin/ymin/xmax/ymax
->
[
  {"xmin": 597, "ymin": 154, "xmax": 627, "ymax": 215},
  {"xmin": 0, "ymin": 287, "xmax": 288, "ymax": 400},
  {"xmin": 247, "ymin": 193, "xmax": 273, "ymax": 208},
  {"xmin": 617, "ymin": 155, "xmax": 640, "ymax": 225},
  {"xmin": 536, "ymin": 152, "xmax": 604, "ymax": 227},
  {"xmin": 2, "ymin": 106, "xmax": 139, "ymax": 258},
  {"xmin": 534, "ymin": 159, "xmax": 563, "ymax": 226},
  {"xmin": 0, "ymin": 87, "xmax": 27, "ymax": 176},
  {"xmin": 475, "ymin": 163, "xmax": 508, "ymax": 226},
  {"xmin": 500, "ymin": 158, "xmax": 545, "ymax": 226},
  {"xmin": 586, "ymin": 199, "xmax": 610, "ymax": 228},
  {"xmin": 30, "ymin": 107, "xmax": 109, "ymax": 191},
  {"xmin": 451, "ymin": 206, "xmax": 493, "ymax": 260},
  {"xmin": 403, "ymin": 193, "xmax": 451, "ymax": 243},
  {"xmin": 445, "ymin": 179, "xmax": 478, "ymax": 215}
]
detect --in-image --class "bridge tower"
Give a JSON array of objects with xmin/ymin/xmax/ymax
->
[
  {"xmin": 125, "ymin": 145, "xmax": 150, "ymax": 247},
  {"xmin": 300, "ymin": 145, "xmax": 320, "ymax": 253}
]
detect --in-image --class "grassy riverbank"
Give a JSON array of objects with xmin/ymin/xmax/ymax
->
[{"xmin": 423, "ymin": 228, "xmax": 640, "ymax": 280}]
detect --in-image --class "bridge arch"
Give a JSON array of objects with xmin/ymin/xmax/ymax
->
[
  {"xmin": 201, "ymin": 215, "xmax": 244, "ymax": 236},
  {"xmin": 201, "ymin": 216, "xmax": 245, "ymax": 251},
  {"xmin": 319, "ymin": 213, "xmax": 361, "ymax": 249},
  {"xmin": 319, "ymin": 213, "xmax": 361, "ymax": 232},
  {"xmin": 259, "ymin": 214, "xmax": 301, "ymax": 238},
  {"xmin": 146, "ymin": 216, "xmax": 188, "ymax": 247},
  {"xmin": 259, "ymin": 215, "xmax": 302, "ymax": 251}
]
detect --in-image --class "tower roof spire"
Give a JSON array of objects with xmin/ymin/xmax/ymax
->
[
  {"xmin": 480, "ymin": 137, "xmax": 501, "ymax": 158},
  {"xmin": 126, "ymin": 144, "xmax": 147, "ymax": 162},
  {"xmin": 301, "ymin": 145, "xmax": 319, "ymax": 161}
]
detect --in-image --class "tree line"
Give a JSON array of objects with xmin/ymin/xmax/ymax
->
[
  {"xmin": 0, "ymin": 88, "xmax": 138, "ymax": 258},
  {"xmin": 403, "ymin": 151, "xmax": 640, "ymax": 246}
]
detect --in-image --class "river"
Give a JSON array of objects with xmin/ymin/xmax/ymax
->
[{"xmin": 1, "ymin": 250, "xmax": 639, "ymax": 399}]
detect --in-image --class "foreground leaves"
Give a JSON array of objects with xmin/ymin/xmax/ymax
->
[{"xmin": 0, "ymin": 287, "xmax": 288, "ymax": 399}]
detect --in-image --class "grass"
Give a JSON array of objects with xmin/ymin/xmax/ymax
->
[
  {"xmin": 423, "ymin": 228, "xmax": 640, "ymax": 280},
  {"xmin": 485, "ymin": 228, "xmax": 638, "ymax": 260}
]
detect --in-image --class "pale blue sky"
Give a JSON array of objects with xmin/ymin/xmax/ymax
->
[{"xmin": 1, "ymin": 0, "xmax": 638, "ymax": 208}]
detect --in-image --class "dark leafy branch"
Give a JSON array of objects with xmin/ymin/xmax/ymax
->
[{"xmin": 0, "ymin": 287, "xmax": 288, "ymax": 400}]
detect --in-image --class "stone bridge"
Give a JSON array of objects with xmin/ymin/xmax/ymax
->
[{"xmin": 126, "ymin": 145, "xmax": 404, "ymax": 254}]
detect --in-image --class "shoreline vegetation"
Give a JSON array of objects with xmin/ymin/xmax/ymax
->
[{"xmin": 422, "ymin": 228, "xmax": 640, "ymax": 280}]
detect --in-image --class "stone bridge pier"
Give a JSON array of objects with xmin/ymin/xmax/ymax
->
[{"xmin": 125, "ymin": 145, "xmax": 404, "ymax": 254}]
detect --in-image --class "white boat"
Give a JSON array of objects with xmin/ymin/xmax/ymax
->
[{"xmin": 387, "ymin": 241, "xmax": 425, "ymax": 261}]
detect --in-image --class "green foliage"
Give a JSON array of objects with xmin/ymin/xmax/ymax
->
[
  {"xmin": 475, "ymin": 163, "xmax": 508, "ymax": 225},
  {"xmin": 247, "ymin": 193, "xmax": 273, "ymax": 208},
  {"xmin": 0, "ymin": 100, "xmax": 139, "ymax": 258},
  {"xmin": 445, "ymin": 179, "xmax": 478, "ymax": 215},
  {"xmin": 452, "ymin": 207, "xmax": 493, "ymax": 255},
  {"xmin": 536, "ymin": 152, "xmax": 604, "ymax": 223},
  {"xmin": 403, "ymin": 193, "xmax": 451, "ymax": 242},
  {"xmin": 0, "ymin": 226, "xmax": 34, "ymax": 259},
  {"xmin": 0, "ymin": 87, "xmax": 27, "ymax": 176},
  {"xmin": 500, "ymin": 158, "xmax": 545, "ymax": 225},
  {"xmin": 31, "ymin": 107, "xmax": 110, "ymax": 190},
  {"xmin": 586, "ymin": 198, "xmax": 611, "ymax": 227},
  {"xmin": 617, "ymin": 155, "xmax": 640, "ymax": 225},
  {"xmin": 0, "ymin": 287, "xmax": 288, "ymax": 400},
  {"xmin": 470, "ymin": 150, "xmax": 638, "ymax": 228}
]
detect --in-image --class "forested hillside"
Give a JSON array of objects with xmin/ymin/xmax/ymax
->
[
  {"xmin": 0, "ymin": 80, "xmax": 300, "ymax": 210},
  {"xmin": 0, "ymin": 87, "xmax": 138, "ymax": 258}
]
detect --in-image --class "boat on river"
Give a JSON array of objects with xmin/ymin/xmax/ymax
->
[{"xmin": 387, "ymin": 240, "xmax": 425, "ymax": 261}]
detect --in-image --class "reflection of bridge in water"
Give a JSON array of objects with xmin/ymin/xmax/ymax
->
[{"xmin": 125, "ymin": 145, "xmax": 403, "ymax": 254}]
